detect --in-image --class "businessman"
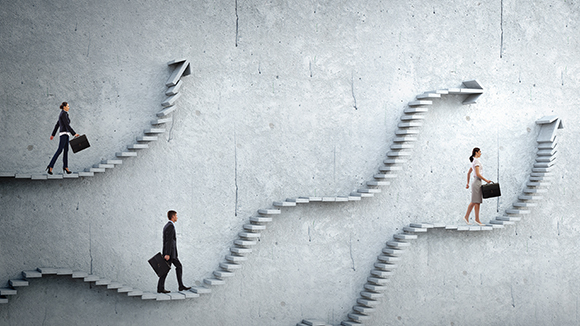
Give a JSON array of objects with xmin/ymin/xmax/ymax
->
[{"xmin": 157, "ymin": 210, "xmax": 191, "ymax": 293}]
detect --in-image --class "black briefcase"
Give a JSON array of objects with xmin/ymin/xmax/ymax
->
[
  {"xmin": 148, "ymin": 252, "xmax": 171, "ymax": 277},
  {"xmin": 69, "ymin": 134, "xmax": 90, "ymax": 153},
  {"xmin": 481, "ymin": 182, "xmax": 501, "ymax": 199}
]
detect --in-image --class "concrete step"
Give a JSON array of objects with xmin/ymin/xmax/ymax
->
[
  {"xmin": 225, "ymin": 255, "xmax": 247, "ymax": 263},
  {"xmin": 390, "ymin": 143, "xmax": 414, "ymax": 150},
  {"xmin": 417, "ymin": 92, "xmax": 441, "ymax": 99},
  {"xmin": 168, "ymin": 292, "xmax": 186, "ymax": 300},
  {"xmin": 403, "ymin": 226, "xmax": 428, "ymax": 233},
  {"xmin": 0, "ymin": 288, "xmax": 17, "ymax": 296},
  {"xmin": 190, "ymin": 286, "xmax": 212, "ymax": 294},
  {"xmin": 357, "ymin": 188, "xmax": 381, "ymax": 194},
  {"xmin": 22, "ymin": 270, "xmax": 42, "ymax": 279},
  {"xmin": 368, "ymin": 276, "xmax": 390, "ymax": 285},
  {"xmin": 409, "ymin": 223, "xmax": 434, "ymax": 228},
  {"xmin": 527, "ymin": 181, "xmax": 551, "ymax": 187},
  {"xmin": 489, "ymin": 220, "xmax": 515, "ymax": 225},
  {"xmin": 230, "ymin": 247, "xmax": 252, "ymax": 255},
  {"xmin": 286, "ymin": 197, "xmax": 310, "ymax": 204},
  {"xmin": 373, "ymin": 173, "xmax": 398, "ymax": 179},
  {"xmin": 162, "ymin": 93, "xmax": 181, "ymax": 107},
  {"xmin": 513, "ymin": 201, "xmax": 538, "ymax": 208},
  {"xmin": 258, "ymin": 209, "xmax": 281, "ymax": 215},
  {"xmin": 204, "ymin": 278, "xmax": 226, "ymax": 286},
  {"xmin": 523, "ymin": 188, "xmax": 548, "ymax": 194},
  {"xmin": 536, "ymin": 155, "xmax": 557, "ymax": 162},
  {"xmin": 95, "ymin": 279, "xmax": 111, "ymax": 286},
  {"xmin": 107, "ymin": 282, "xmax": 123, "ymax": 290},
  {"xmin": 364, "ymin": 283, "xmax": 388, "ymax": 293},
  {"xmin": 537, "ymin": 148, "xmax": 557, "ymax": 156},
  {"xmin": 128, "ymin": 144, "xmax": 149, "ymax": 150},
  {"xmin": 529, "ymin": 176, "xmax": 552, "ymax": 182},
  {"xmin": 220, "ymin": 262, "xmax": 242, "ymax": 271},
  {"xmin": 85, "ymin": 167, "xmax": 106, "ymax": 173},
  {"xmin": 156, "ymin": 105, "xmax": 176, "ymax": 117},
  {"xmin": 497, "ymin": 216, "xmax": 521, "ymax": 222},
  {"xmin": 116, "ymin": 152, "xmax": 137, "ymax": 157},
  {"xmin": 273, "ymin": 201, "xmax": 296, "ymax": 207},
  {"xmin": 151, "ymin": 117, "xmax": 172, "ymax": 125},
  {"xmin": 83, "ymin": 275, "xmax": 100, "ymax": 282},
  {"xmin": 532, "ymin": 167, "xmax": 553, "ymax": 173},
  {"xmin": 341, "ymin": 322, "xmax": 364, "ymax": 326},
  {"xmin": 137, "ymin": 136, "xmax": 158, "ymax": 142},
  {"xmin": 386, "ymin": 241, "xmax": 411, "ymax": 248},
  {"xmin": 239, "ymin": 232, "xmax": 261, "ymax": 239},
  {"xmin": 180, "ymin": 290, "xmax": 200, "ymax": 299},
  {"xmin": 140, "ymin": 292, "xmax": 157, "ymax": 300},
  {"xmin": 379, "ymin": 165, "xmax": 403, "ymax": 172},
  {"xmin": 374, "ymin": 262, "xmax": 398, "ymax": 271},
  {"xmin": 366, "ymin": 180, "xmax": 390, "ymax": 186},
  {"xmin": 350, "ymin": 192, "xmax": 374, "ymax": 198},
  {"xmin": 243, "ymin": 224, "xmax": 266, "ymax": 232},
  {"xmin": 300, "ymin": 320, "xmax": 328, "ymax": 326},
  {"xmin": 127, "ymin": 290, "xmax": 144, "ymax": 297},
  {"xmin": 387, "ymin": 150, "xmax": 412, "ymax": 157},
  {"xmin": 394, "ymin": 233, "xmax": 417, "ymax": 240},
  {"xmin": 15, "ymin": 174, "xmax": 32, "ymax": 179},
  {"xmin": 214, "ymin": 270, "xmax": 235, "ymax": 279},
  {"xmin": 357, "ymin": 297, "xmax": 379, "ymax": 307},
  {"xmin": 377, "ymin": 255, "xmax": 400, "ymax": 263},
  {"xmin": 348, "ymin": 312, "xmax": 371, "ymax": 322},
  {"xmin": 156, "ymin": 293, "xmax": 171, "ymax": 301},
  {"xmin": 166, "ymin": 80, "xmax": 183, "ymax": 96},
  {"xmin": 31, "ymin": 174, "xmax": 48, "ymax": 180},
  {"xmin": 234, "ymin": 239, "xmax": 257, "ymax": 247},
  {"xmin": 400, "ymin": 114, "xmax": 426, "ymax": 120},
  {"xmin": 360, "ymin": 291, "xmax": 383, "ymax": 299},
  {"xmin": 55, "ymin": 268, "xmax": 73, "ymax": 274},
  {"xmin": 393, "ymin": 135, "xmax": 418, "ymax": 142},
  {"xmin": 382, "ymin": 248, "xmax": 405, "ymax": 256},
  {"xmin": 144, "ymin": 128, "xmax": 166, "ymax": 134},
  {"xmin": 93, "ymin": 163, "xmax": 114, "ymax": 169},
  {"xmin": 117, "ymin": 287, "xmax": 133, "ymax": 293},
  {"xmin": 249, "ymin": 216, "xmax": 272, "ymax": 224},
  {"xmin": 383, "ymin": 158, "xmax": 408, "ymax": 164},
  {"xmin": 506, "ymin": 209, "xmax": 530, "ymax": 215},
  {"xmin": 9, "ymin": 279, "xmax": 29, "ymax": 287},
  {"xmin": 408, "ymin": 100, "xmax": 433, "ymax": 106},
  {"xmin": 37, "ymin": 267, "xmax": 58, "ymax": 275},
  {"xmin": 534, "ymin": 162, "xmax": 555, "ymax": 168},
  {"xmin": 398, "ymin": 121, "xmax": 423, "ymax": 128},
  {"xmin": 518, "ymin": 194, "xmax": 543, "ymax": 201},
  {"xmin": 370, "ymin": 269, "xmax": 393, "ymax": 278},
  {"xmin": 395, "ymin": 129, "xmax": 420, "ymax": 135}
]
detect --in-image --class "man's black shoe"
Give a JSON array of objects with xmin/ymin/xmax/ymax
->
[
  {"xmin": 157, "ymin": 289, "xmax": 170, "ymax": 294},
  {"xmin": 179, "ymin": 286, "xmax": 191, "ymax": 291}
]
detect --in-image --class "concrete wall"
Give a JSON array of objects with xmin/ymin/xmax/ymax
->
[{"xmin": 0, "ymin": 0, "xmax": 578, "ymax": 325}]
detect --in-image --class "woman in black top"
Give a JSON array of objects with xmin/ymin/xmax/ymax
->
[{"xmin": 46, "ymin": 102, "xmax": 79, "ymax": 175}]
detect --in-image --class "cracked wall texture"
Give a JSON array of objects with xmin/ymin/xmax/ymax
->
[{"xmin": 0, "ymin": 0, "xmax": 579, "ymax": 325}]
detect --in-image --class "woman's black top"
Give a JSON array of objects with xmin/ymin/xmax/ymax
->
[{"xmin": 51, "ymin": 110, "xmax": 76, "ymax": 136}]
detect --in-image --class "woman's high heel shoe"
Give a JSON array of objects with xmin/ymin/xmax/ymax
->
[
  {"xmin": 63, "ymin": 167, "xmax": 72, "ymax": 174},
  {"xmin": 46, "ymin": 166, "xmax": 53, "ymax": 175}
]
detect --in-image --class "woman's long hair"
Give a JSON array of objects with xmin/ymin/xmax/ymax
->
[{"xmin": 469, "ymin": 147, "xmax": 480, "ymax": 162}]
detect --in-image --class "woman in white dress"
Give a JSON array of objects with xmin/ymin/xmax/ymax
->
[{"xmin": 463, "ymin": 147, "xmax": 491, "ymax": 225}]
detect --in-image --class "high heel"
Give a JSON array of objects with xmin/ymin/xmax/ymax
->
[
  {"xmin": 63, "ymin": 167, "xmax": 72, "ymax": 174},
  {"xmin": 46, "ymin": 166, "xmax": 53, "ymax": 175}
]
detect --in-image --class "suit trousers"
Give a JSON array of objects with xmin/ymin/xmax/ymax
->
[
  {"xmin": 157, "ymin": 257, "xmax": 184, "ymax": 291},
  {"xmin": 48, "ymin": 134, "xmax": 69, "ymax": 168}
]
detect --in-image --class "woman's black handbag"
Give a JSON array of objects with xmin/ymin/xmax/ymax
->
[
  {"xmin": 481, "ymin": 182, "xmax": 501, "ymax": 199},
  {"xmin": 69, "ymin": 134, "xmax": 90, "ymax": 153}
]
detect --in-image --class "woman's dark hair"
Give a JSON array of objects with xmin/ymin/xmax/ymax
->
[
  {"xmin": 59, "ymin": 102, "xmax": 68, "ymax": 110},
  {"xmin": 469, "ymin": 147, "xmax": 480, "ymax": 162}
]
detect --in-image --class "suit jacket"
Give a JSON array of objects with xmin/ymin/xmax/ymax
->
[
  {"xmin": 162, "ymin": 221, "xmax": 178, "ymax": 259},
  {"xmin": 51, "ymin": 110, "xmax": 76, "ymax": 137}
]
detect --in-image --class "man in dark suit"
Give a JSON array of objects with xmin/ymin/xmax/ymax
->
[{"xmin": 157, "ymin": 210, "xmax": 191, "ymax": 293}]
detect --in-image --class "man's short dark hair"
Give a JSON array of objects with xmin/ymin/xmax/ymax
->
[{"xmin": 167, "ymin": 210, "xmax": 177, "ymax": 220}]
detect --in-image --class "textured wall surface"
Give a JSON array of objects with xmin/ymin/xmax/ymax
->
[{"xmin": 0, "ymin": 0, "xmax": 578, "ymax": 325}]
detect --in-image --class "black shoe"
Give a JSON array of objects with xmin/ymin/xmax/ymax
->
[
  {"xmin": 157, "ymin": 289, "xmax": 170, "ymax": 294},
  {"xmin": 179, "ymin": 286, "xmax": 191, "ymax": 291},
  {"xmin": 63, "ymin": 167, "xmax": 72, "ymax": 174},
  {"xmin": 46, "ymin": 166, "xmax": 53, "ymax": 175}
]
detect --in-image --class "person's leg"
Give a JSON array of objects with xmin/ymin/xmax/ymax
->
[
  {"xmin": 48, "ymin": 136, "xmax": 66, "ymax": 168},
  {"xmin": 173, "ymin": 258, "xmax": 184, "ymax": 288},
  {"xmin": 62, "ymin": 135, "xmax": 69, "ymax": 169},
  {"xmin": 157, "ymin": 270, "xmax": 169, "ymax": 292},
  {"xmin": 474, "ymin": 204, "xmax": 482, "ymax": 224},
  {"xmin": 463, "ymin": 203, "xmax": 475, "ymax": 224}
]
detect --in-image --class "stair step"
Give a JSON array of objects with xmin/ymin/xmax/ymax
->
[
  {"xmin": 116, "ymin": 152, "xmax": 137, "ymax": 157},
  {"xmin": 341, "ymin": 322, "xmax": 363, "ymax": 326},
  {"xmin": 37, "ymin": 267, "xmax": 58, "ymax": 275},
  {"xmin": 350, "ymin": 192, "xmax": 374, "ymax": 198},
  {"xmin": 390, "ymin": 143, "xmax": 414, "ymax": 150},
  {"xmin": 258, "ymin": 209, "xmax": 281, "ymax": 215},
  {"xmin": 204, "ymin": 278, "xmax": 226, "ymax": 286},
  {"xmin": 95, "ymin": 279, "xmax": 111, "ymax": 286},
  {"xmin": 393, "ymin": 136, "xmax": 418, "ymax": 143},
  {"xmin": 367, "ymin": 277, "xmax": 390, "ymax": 285},
  {"xmin": 357, "ymin": 298, "xmax": 379, "ymax": 307},
  {"xmin": 379, "ymin": 165, "xmax": 403, "ymax": 172},
  {"xmin": 169, "ymin": 293, "xmax": 186, "ymax": 300},
  {"xmin": 156, "ymin": 293, "xmax": 171, "ymax": 301},
  {"xmin": 214, "ymin": 270, "xmax": 235, "ymax": 278},
  {"xmin": 93, "ymin": 164, "xmax": 114, "ymax": 169},
  {"xmin": 386, "ymin": 241, "xmax": 411, "ymax": 248},
  {"xmin": 0, "ymin": 288, "xmax": 17, "ymax": 296},
  {"xmin": 387, "ymin": 150, "xmax": 412, "ymax": 156},
  {"xmin": 518, "ymin": 194, "xmax": 543, "ymax": 201},
  {"xmin": 225, "ymin": 255, "xmax": 247, "ymax": 263},
  {"xmin": 400, "ymin": 114, "xmax": 426, "ymax": 120},
  {"xmin": 408, "ymin": 100, "xmax": 433, "ymax": 106},
  {"xmin": 404, "ymin": 107, "xmax": 429, "ymax": 114},
  {"xmin": 398, "ymin": 121, "xmax": 423, "ymax": 128},
  {"xmin": 357, "ymin": 188, "xmax": 381, "ymax": 194},
  {"xmin": 249, "ymin": 216, "xmax": 272, "ymax": 224},
  {"xmin": 234, "ymin": 239, "xmax": 257, "ymax": 247},
  {"xmin": 497, "ymin": 216, "xmax": 521, "ymax": 222},
  {"xmin": 410, "ymin": 223, "xmax": 434, "ymax": 228},
  {"xmin": 382, "ymin": 248, "xmax": 405, "ymax": 256},
  {"xmin": 377, "ymin": 255, "xmax": 400, "ymax": 263},
  {"xmin": 513, "ymin": 201, "xmax": 537, "ymax": 207},
  {"xmin": 417, "ymin": 92, "xmax": 441, "ymax": 99},
  {"xmin": 360, "ymin": 291, "xmax": 384, "ymax": 299},
  {"xmin": 151, "ymin": 117, "xmax": 173, "ymax": 125},
  {"xmin": 107, "ymin": 282, "xmax": 123, "ymax": 290},
  {"xmin": 374, "ymin": 262, "xmax": 398, "ymax": 271},
  {"xmin": 179, "ymin": 290, "xmax": 200, "ymax": 299},
  {"xmin": 22, "ymin": 270, "xmax": 42, "ymax": 279},
  {"xmin": 395, "ymin": 129, "xmax": 420, "ymax": 135},
  {"xmin": 166, "ymin": 79, "xmax": 183, "ymax": 96},
  {"xmin": 83, "ymin": 275, "xmax": 100, "ymax": 282},
  {"xmin": 144, "ymin": 128, "xmax": 166, "ymax": 134},
  {"xmin": 117, "ymin": 287, "xmax": 133, "ymax": 293},
  {"xmin": 85, "ymin": 167, "xmax": 106, "ymax": 173},
  {"xmin": 9, "ymin": 279, "xmax": 28, "ymax": 287},
  {"xmin": 286, "ymin": 197, "xmax": 310, "ymax": 204},
  {"xmin": 128, "ymin": 144, "xmax": 149, "ymax": 150},
  {"xmin": 383, "ymin": 158, "xmax": 408, "ymax": 164},
  {"xmin": 370, "ymin": 269, "xmax": 393, "ymax": 278},
  {"xmin": 300, "ymin": 320, "xmax": 328, "ymax": 326},
  {"xmin": 156, "ymin": 105, "xmax": 176, "ymax": 117},
  {"xmin": 489, "ymin": 220, "xmax": 515, "ymax": 225},
  {"xmin": 162, "ymin": 93, "xmax": 181, "ymax": 107},
  {"xmin": 373, "ymin": 173, "xmax": 398, "ymax": 179},
  {"xmin": 127, "ymin": 290, "xmax": 144, "ymax": 297},
  {"xmin": 523, "ymin": 188, "xmax": 548, "ymax": 194},
  {"xmin": 527, "ymin": 181, "xmax": 551, "ymax": 187},
  {"xmin": 230, "ymin": 247, "xmax": 252, "ymax": 255},
  {"xmin": 394, "ymin": 233, "xmax": 417, "ymax": 240},
  {"xmin": 243, "ymin": 224, "xmax": 266, "ymax": 232},
  {"xmin": 366, "ymin": 180, "xmax": 390, "ymax": 186},
  {"xmin": 190, "ymin": 286, "xmax": 212, "ymax": 294},
  {"xmin": 239, "ymin": 232, "xmax": 261, "ymax": 239},
  {"xmin": 403, "ymin": 226, "xmax": 428, "ymax": 233},
  {"xmin": 506, "ymin": 209, "xmax": 530, "ymax": 215},
  {"xmin": 140, "ymin": 292, "xmax": 157, "ymax": 300},
  {"xmin": 137, "ymin": 136, "xmax": 158, "ymax": 142},
  {"xmin": 220, "ymin": 262, "xmax": 242, "ymax": 271},
  {"xmin": 273, "ymin": 201, "xmax": 296, "ymax": 207},
  {"xmin": 364, "ymin": 283, "xmax": 388, "ymax": 293}
]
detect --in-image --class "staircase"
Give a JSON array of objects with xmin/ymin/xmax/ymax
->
[{"xmin": 0, "ymin": 59, "xmax": 191, "ymax": 181}]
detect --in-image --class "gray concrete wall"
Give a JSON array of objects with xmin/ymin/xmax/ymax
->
[{"xmin": 0, "ymin": 0, "xmax": 578, "ymax": 325}]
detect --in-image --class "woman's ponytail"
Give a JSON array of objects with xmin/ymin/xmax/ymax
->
[
  {"xmin": 60, "ymin": 102, "xmax": 68, "ymax": 110},
  {"xmin": 469, "ymin": 147, "xmax": 480, "ymax": 162}
]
